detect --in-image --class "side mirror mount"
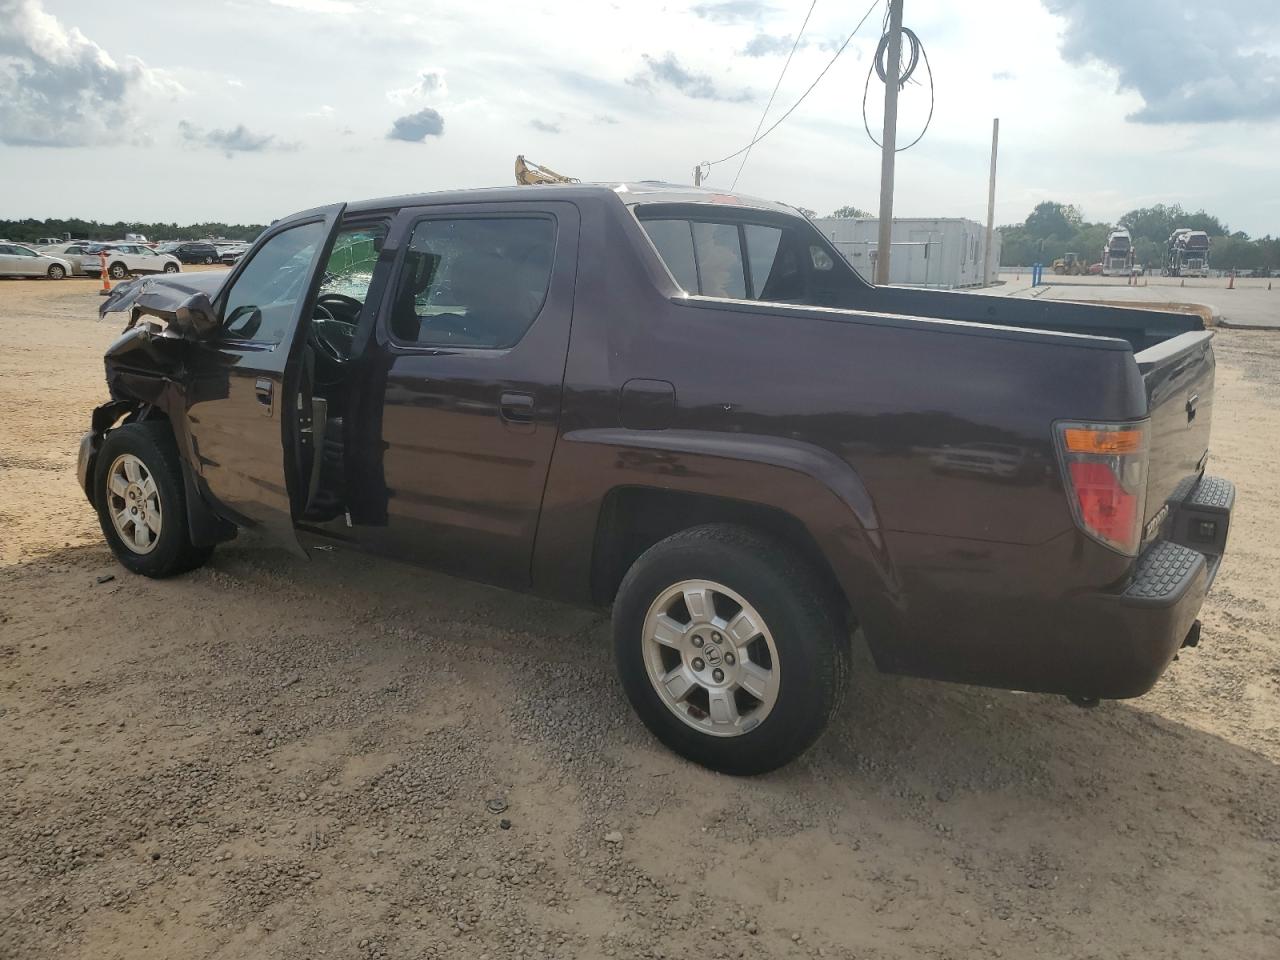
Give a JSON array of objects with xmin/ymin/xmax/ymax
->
[{"xmin": 169, "ymin": 293, "xmax": 220, "ymax": 338}]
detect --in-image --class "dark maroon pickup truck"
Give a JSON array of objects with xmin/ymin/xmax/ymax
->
[{"xmin": 80, "ymin": 183, "xmax": 1234, "ymax": 773}]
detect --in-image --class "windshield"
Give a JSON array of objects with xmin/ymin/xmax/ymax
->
[{"xmin": 318, "ymin": 226, "xmax": 386, "ymax": 303}]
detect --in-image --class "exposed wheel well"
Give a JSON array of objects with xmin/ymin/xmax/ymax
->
[{"xmin": 590, "ymin": 486, "xmax": 851, "ymax": 621}]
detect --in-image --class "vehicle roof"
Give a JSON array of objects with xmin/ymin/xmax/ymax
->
[{"xmin": 343, "ymin": 182, "xmax": 801, "ymax": 217}]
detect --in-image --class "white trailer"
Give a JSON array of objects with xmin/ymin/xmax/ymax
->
[{"xmin": 811, "ymin": 216, "xmax": 1000, "ymax": 288}]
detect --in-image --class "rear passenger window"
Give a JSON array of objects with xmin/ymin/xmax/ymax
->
[
  {"xmin": 691, "ymin": 222, "xmax": 746, "ymax": 299},
  {"xmin": 641, "ymin": 220, "xmax": 698, "ymax": 292},
  {"xmin": 744, "ymin": 224, "xmax": 783, "ymax": 296},
  {"xmin": 390, "ymin": 217, "xmax": 555, "ymax": 349}
]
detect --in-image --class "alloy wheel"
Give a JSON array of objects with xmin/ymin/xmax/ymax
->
[
  {"xmin": 641, "ymin": 579, "xmax": 780, "ymax": 737},
  {"xmin": 105, "ymin": 453, "xmax": 162, "ymax": 554}
]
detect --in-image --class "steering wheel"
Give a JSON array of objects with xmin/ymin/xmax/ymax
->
[
  {"xmin": 309, "ymin": 302, "xmax": 348, "ymax": 365},
  {"xmin": 317, "ymin": 292, "xmax": 363, "ymax": 318}
]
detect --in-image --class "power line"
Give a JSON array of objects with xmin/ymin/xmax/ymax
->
[
  {"xmin": 698, "ymin": 0, "xmax": 882, "ymax": 180},
  {"xmin": 730, "ymin": 0, "xmax": 819, "ymax": 190}
]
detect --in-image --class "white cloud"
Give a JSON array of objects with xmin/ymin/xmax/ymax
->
[
  {"xmin": 0, "ymin": 0, "xmax": 182, "ymax": 147},
  {"xmin": 386, "ymin": 67, "xmax": 448, "ymax": 106}
]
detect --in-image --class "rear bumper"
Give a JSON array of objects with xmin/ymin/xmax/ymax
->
[
  {"xmin": 1045, "ymin": 473, "xmax": 1234, "ymax": 699},
  {"xmin": 869, "ymin": 474, "xmax": 1235, "ymax": 700}
]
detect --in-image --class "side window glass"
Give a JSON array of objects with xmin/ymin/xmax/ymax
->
[
  {"xmin": 390, "ymin": 217, "xmax": 556, "ymax": 349},
  {"xmin": 222, "ymin": 221, "xmax": 325, "ymax": 343},
  {"xmin": 743, "ymin": 224, "xmax": 783, "ymax": 298},
  {"xmin": 640, "ymin": 219, "xmax": 698, "ymax": 292},
  {"xmin": 691, "ymin": 222, "xmax": 746, "ymax": 299}
]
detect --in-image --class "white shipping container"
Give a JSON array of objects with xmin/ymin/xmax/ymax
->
[{"xmin": 812, "ymin": 217, "xmax": 1001, "ymax": 288}]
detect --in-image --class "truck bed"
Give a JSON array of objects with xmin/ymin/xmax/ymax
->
[
  {"xmin": 859, "ymin": 285, "xmax": 1214, "ymax": 529},
  {"xmin": 859, "ymin": 285, "xmax": 1202, "ymax": 354}
]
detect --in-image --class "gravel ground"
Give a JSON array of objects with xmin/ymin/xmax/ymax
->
[{"xmin": 2, "ymin": 277, "xmax": 1278, "ymax": 960}]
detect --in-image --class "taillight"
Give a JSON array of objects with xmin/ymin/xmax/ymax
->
[{"xmin": 1055, "ymin": 420, "xmax": 1149, "ymax": 555}]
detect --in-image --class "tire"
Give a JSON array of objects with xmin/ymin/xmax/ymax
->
[
  {"xmin": 613, "ymin": 523, "xmax": 849, "ymax": 775},
  {"xmin": 108, "ymin": 261, "xmax": 128, "ymax": 280},
  {"xmin": 163, "ymin": 262, "xmax": 179, "ymax": 273},
  {"xmin": 47, "ymin": 264, "xmax": 66, "ymax": 280},
  {"xmin": 203, "ymin": 256, "xmax": 214, "ymax": 265},
  {"xmin": 93, "ymin": 421, "xmax": 214, "ymax": 578}
]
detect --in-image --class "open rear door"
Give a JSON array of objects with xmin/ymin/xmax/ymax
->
[{"xmin": 181, "ymin": 203, "xmax": 346, "ymax": 555}]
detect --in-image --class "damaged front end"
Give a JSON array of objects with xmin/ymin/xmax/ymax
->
[{"xmin": 80, "ymin": 271, "xmax": 238, "ymax": 547}]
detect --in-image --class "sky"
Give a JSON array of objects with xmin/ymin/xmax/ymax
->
[{"xmin": 2, "ymin": 0, "xmax": 1278, "ymax": 234}]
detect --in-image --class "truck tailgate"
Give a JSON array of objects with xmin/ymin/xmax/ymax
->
[{"xmin": 1136, "ymin": 330, "xmax": 1215, "ymax": 523}]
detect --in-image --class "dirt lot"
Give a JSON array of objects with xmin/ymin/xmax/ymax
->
[{"xmin": 2, "ymin": 276, "xmax": 1278, "ymax": 960}]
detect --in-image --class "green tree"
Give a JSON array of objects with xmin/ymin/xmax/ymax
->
[
  {"xmin": 828, "ymin": 204, "xmax": 872, "ymax": 219},
  {"xmin": 1023, "ymin": 201, "xmax": 1082, "ymax": 240}
]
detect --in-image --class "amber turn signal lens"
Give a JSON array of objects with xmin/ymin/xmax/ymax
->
[{"xmin": 1062, "ymin": 428, "xmax": 1145, "ymax": 455}]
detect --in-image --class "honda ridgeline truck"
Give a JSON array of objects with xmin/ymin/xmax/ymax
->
[{"xmin": 79, "ymin": 184, "xmax": 1234, "ymax": 773}]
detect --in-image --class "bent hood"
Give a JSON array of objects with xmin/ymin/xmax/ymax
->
[{"xmin": 98, "ymin": 270, "xmax": 228, "ymax": 326}]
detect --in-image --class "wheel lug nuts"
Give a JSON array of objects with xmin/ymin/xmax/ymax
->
[
  {"xmin": 692, "ymin": 658, "xmax": 705, "ymax": 672},
  {"xmin": 711, "ymin": 632, "xmax": 723, "ymax": 644},
  {"xmin": 725, "ymin": 653, "xmax": 736, "ymax": 665},
  {"xmin": 691, "ymin": 636, "xmax": 704, "ymax": 648},
  {"xmin": 712, "ymin": 668, "xmax": 725, "ymax": 683}
]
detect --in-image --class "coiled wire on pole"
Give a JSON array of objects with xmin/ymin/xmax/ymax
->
[{"xmin": 862, "ymin": 21, "xmax": 934, "ymax": 152}]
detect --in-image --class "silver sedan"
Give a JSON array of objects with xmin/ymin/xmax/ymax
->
[{"xmin": 0, "ymin": 242, "xmax": 72, "ymax": 279}]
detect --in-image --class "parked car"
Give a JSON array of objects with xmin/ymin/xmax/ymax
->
[
  {"xmin": 82, "ymin": 184, "xmax": 1234, "ymax": 774},
  {"xmin": 216, "ymin": 241, "xmax": 249, "ymax": 265},
  {"xmin": 0, "ymin": 242, "xmax": 72, "ymax": 279},
  {"xmin": 158, "ymin": 241, "xmax": 221, "ymax": 265},
  {"xmin": 34, "ymin": 236, "xmax": 65, "ymax": 246},
  {"xmin": 32, "ymin": 242, "xmax": 97, "ymax": 275},
  {"xmin": 82, "ymin": 243, "xmax": 180, "ymax": 280}
]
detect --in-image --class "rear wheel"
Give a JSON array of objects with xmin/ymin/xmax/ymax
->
[
  {"xmin": 108, "ymin": 261, "xmax": 128, "ymax": 280},
  {"xmin": 94, "ymin": 422, "xmax": 213, "ymax": 578},
  {"xmin": 46, "ymin": 264, "xmax": 66, "ymax": 280},
  {"xmin": 613, "ymin": 524, "xmax": 849, "ymax": 775}
]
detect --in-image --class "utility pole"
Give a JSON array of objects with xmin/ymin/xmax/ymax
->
[
  {"xmin": 874, "ymin": 0, "xmax": 904, "ymax": 285},
  {"xmin": 693, "ymin": 165, "xmax": 702, "ymax": 187},
  {"xmin": 984, "ymin": 117, "xmax": 999, "ymax": 286}
]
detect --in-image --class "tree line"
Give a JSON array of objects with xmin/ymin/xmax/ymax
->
[
  {"xmin": 0, "ymin": 217, "xmax": 267, "ymax": 244},
  {"xmin": 999, "ymin": 202, "xmax": 1279, "ymax": 273}
]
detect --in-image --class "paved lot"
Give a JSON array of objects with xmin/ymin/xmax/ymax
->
[
  {"xmin": 2, "ymin": 277, "xmax": 1279, "ymax": 960},
  {"xmin": 989, "ymin": 273, "xmax": 1280, "ymax": 328}
]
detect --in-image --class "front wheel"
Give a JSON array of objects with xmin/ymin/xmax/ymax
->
[
  {"xmin": 94, "ymin": 421, "xmax": 213, "ymax": 578},
  {"xmin": 108, "ymin": 262, "xmax": 128, "ymax": 280},
  {"xmin": 203, "ymin": 255, "xmax": 214, "ymax": 265},
  {"xmin": 47, "ymin": 264, "xmax": 66, "ymax": 280},
  {"xmin": 613, "ymin": 524, "xmax": 849, "ymax": 775},
  {"xmin": 163, "ymin": 262, "xmax": 179, "ymax": 273}
]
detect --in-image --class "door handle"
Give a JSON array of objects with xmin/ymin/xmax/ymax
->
[
  {"xmin": 255, "ymin": 378, "xmax": 273, "ymax": 412},
  {"xmin": 500, "ymin": 391, "xmax": 535, "ymax": 426}
]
